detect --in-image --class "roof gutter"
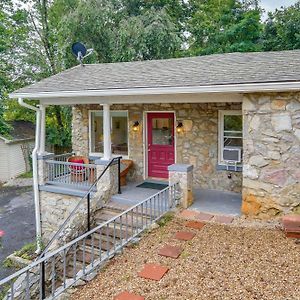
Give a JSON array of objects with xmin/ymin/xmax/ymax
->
[
  {"xmin": 9, "ymin": 81, "xmax": 300, "ymax": 99},
  {"xmin": 18, "ymin": 98, "xmax": 42, "ymax": 254}
]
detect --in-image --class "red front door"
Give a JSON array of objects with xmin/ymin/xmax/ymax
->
[{"xmin": 147, "ymin": 112, "xmax": 175, "ymax": 178}]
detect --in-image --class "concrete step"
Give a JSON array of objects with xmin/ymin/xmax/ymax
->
[
  {"xmin": 76, "ymin": 247, "xmax": 105, "ymax": 264},
  {"xmin": 95, "ymin": 208, "xmax": 151, "ymax": 225},
  {"xmin": 92, "ymin": 224, "xmax": 134, "ymax": 239},
  {"xmin": 83, "ymin": 234, "xmax": 120, "ymax": 251},
  {"xmin": 39, "ymin": 184, "xmax": 88, "ymax": 197}
]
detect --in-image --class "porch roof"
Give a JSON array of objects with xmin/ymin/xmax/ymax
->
[{"xmin": 10, "ymin": 50, "xmax": 300, "ymax": 100}]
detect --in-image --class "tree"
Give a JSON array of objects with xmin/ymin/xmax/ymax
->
[
  {"xmin": 0, "ymin": 0, "xmax": 30, "ymax": 136},
  {"xmin": 262, "ymin": 1, "xmax": 300, "ymax": 51},
  {"xmin": 17, "ymin": 0, "xmax": 74, "ymax": 149},
  {"xmin": 113, "ymin": 7, "xmax": 182, "ymax": 61},
  {"xmin": 187, "ymin": 0, "xmax": 263, "ymax": 55},
  {"xmin": 57, "ymin": 0, "xmax": 183, "ymax": 63}
]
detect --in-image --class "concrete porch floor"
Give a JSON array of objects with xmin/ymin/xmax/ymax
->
[
  {"xmin": 111, "ymin": 182, "xmax": 242, "ymax": 216},
  {"xmin": 190, "ymin": 188, "xmax": 242, "ymax": 216},
  {"xmin": 111, "ymin": 181, "xmax": 160, "ymax": 206}
]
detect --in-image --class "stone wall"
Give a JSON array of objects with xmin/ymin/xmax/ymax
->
[
  {"xmin": 169, "ymin": 164, "xmax": 194, "ymax": 208},
  {"xmin": 72, "ymin": 105, "xmax": 89, "ymax": 157},
  {"xmin": 73, "ymin": 103, "xmax": 243, "ymax": 193},
  {"xmin": 40, "ymin": 191, "xmax": 86, "ymax": 245},
  {"xmin": 242, "ymin": 92, "xmax": 300, "ymax": 218}
]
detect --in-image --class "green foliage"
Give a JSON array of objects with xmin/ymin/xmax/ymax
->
[
  {"xmin": 0, "ymin": 284, "xmax": 10, "ymax": 299},
  {"xmin": 17, "ymin": 171, "xmax": 33, "ymax": 179},
  {"xmin": 0, "ymin": 99, "xmax": 11, "ymax": 137},
  {"xmin": 14, "ymin": 242, "xmax": 37, "ymax": 261},
  {"xmin": 188, "ymin": 0, "xmax": 263, "ymax": 55},
  {"xmin": 262, "ymin": 1, "xmax": 300, "ymax": 51},
  {"xmin": 45, "ymin": 105, "xmax": 72, "ymax": 147},
  {"xmin": 3, "ymin": 257, "xmax": 18, "ymax": 269},
  {"xmin": 57, "ymin": 0, "xmax": 183, "ymax": 64},
  {"xmin": 157, "ymin": 212, "xmax": 174, "ymax": 227},
  {"xmin": 113, "ymin": 8, "xmax": 182, "ymax": 61}
]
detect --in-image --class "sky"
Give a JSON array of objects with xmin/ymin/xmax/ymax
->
[{"xmin": 260, "ymin": 0, "xmax": 298, "ymax": 12}]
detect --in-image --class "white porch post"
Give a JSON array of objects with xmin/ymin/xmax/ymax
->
[
  {"xmin": 102, "ymin": 103, "xmax": 112, "ymax": 160},
  {"xmin": 39, "ymin": 104, "xmax": 46, "ymax": 154}
]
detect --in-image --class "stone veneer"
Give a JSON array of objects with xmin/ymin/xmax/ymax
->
[
  {"xmin": 242, "ymin": 93, "xmax": 300, "ymax": 218},
  {"xmin": 72, "ymin": 103, "xmax": 243, "ymax": 193},
  {"xmin": 39, "ymin": 163, "xmax": 118, "ymax": 244},
  {"xmin": 169, "ymin": 164, "xmax": 194, "ymax": 208},
  {"xmin": 72, "ymin": 105, "xmax": 89, "ymax": 157}
]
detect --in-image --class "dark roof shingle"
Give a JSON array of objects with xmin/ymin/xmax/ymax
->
[
  {"xmin": 13, "ymin": 50, "xmax": 300, "ymax": 95},
  {"xmin": 4, "ymin": 121, "xmax": 35, "ymax": 142}
]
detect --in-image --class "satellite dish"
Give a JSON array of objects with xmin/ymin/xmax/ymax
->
[{"xmin": 71, "ymin": 42, "xmax": 94, "ymax": 65}]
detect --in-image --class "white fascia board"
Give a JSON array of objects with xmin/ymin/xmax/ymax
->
[
  {"xmin": 39, "ymin": 93, "xmax": 243, "ymax": 105},
  {"xmin": 9, "ymin": 81, "xmax": 300, "ymax": 100}
]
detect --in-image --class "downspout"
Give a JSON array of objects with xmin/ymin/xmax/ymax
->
[{"xmin": 18, "ymin": 98, "xmax": 42, "ymax": 254}]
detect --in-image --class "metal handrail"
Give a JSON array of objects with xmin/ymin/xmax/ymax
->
[
  {"xmin": 39, "ymin": 156, "xmax": 122, "ymax": 258},
  {"xmin": 45, "ymin": 160, "xmax": 96, "ymax": 168},
  {"xmin": 0, "ymin": 184, "xmax": 176, "ymax": 280},
  {"xmin": 0, "ymin": 183, "xmax": 179, "ymax": 300}
]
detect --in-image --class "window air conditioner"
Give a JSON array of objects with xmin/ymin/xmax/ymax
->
[{"xmin": 223, "ymin": 147, "xmax": 242, "ymax": 163}]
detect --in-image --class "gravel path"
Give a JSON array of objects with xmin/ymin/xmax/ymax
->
[{"xmin": 71, "ymin": 218, "xmax": 300, "ymax": 300}]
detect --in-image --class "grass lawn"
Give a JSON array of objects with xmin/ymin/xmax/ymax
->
[
  {"xmin": 17, "ymin": 171, "xmax": 33, "ymax": 179},
  {"xmin": 71, "ymin": 217, "xmax": 300, "ymax": 300}
]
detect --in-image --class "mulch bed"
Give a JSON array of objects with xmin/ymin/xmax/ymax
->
[{"xmin": 71, "ymin": 218, "xmax": 300, "ymax": 300}]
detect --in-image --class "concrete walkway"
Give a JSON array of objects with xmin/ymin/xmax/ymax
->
[
  {"xmin": 111, "ymin": 182, "xmax": 160, "ymax": 206},
  {"xmin": 0, "ymin": 186, "xmax": 35, "ymax": 280},
  {"xmin": 190, "ymin": 188, "xmax": 242, "ymax": 216},
  {"xmin": 112, "ymin": 183, "xmax": 242, "ymax": 216}
]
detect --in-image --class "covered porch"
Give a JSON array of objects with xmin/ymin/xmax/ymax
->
[{"xmin": 35, "ymin": 93, "xmax": 243, "ymax": 211}]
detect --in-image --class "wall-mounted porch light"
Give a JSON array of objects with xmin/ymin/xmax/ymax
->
[
  {"xmin": 176, "ymin": 121, "xmax": 184, "ymax": 133},
  {"xmin": 132, "ymin": 121, "xmax": 140, "ymax": 132}
]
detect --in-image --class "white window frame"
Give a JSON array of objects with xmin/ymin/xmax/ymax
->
[
  {"xmin": 218, "ymin": 110, "xmax": 243, "ymax": 166},
  {"xmin": 89, "ymin": 110, "xmax": 129, "ymax": 158}
]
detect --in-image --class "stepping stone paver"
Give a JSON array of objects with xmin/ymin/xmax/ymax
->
[
  {"xmin": 213, "ymin": 215, "xmax": 234, "ymax": 224},
  {"xmin": 158, "ymin": 245, "xmax": 183, "ymax": 259},
  {"xmin": 138, "ymin": 263, "xmax": 169, "ymax": 281},
  {"xmin": 174, "ymin": 231, "xmax": 195, "ymax": 241},
  {"xmin": 281, "ymin": 215, "xmax": 300, "ymax": 239},
  {"xmin": 282, "ymin": 215, "xmax": 300, "ymax": 227},
  {"xmin": 185, "ymin": 220, "xmax": 205, "ymax": 230},
  {"xmin": 179, "ymin": 209, "xmax": 200, "ymax": 219},
  {"xmin": 195, "ymin": 212, "xmax": 214, "ymax": 222},
  {"xmin": 285, "ymin": 231, "xmax": 300, "ymax": 239},
  {"xmin": 114, "ymin": 291, "xmax": 145, "ymax": 300}
]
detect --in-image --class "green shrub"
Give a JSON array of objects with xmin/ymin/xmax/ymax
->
[
  {"xmin": 14, "ymin": 242, "xmax": 36, "ymax": 260},
  {"xmin": 157, "ymin": 212, "xmax": 174, "ymax": 227}
]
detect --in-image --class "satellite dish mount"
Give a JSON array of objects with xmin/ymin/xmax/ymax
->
[{"xmin": 71, "ymin": 42, "xmax": 94, "ymax": 66}]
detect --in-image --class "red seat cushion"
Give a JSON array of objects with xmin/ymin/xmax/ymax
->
[{"xmin": 70, "ymin": 159, "xmax": 85, "ymax": 170}]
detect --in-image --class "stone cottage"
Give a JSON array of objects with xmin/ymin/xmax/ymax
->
[{"xmin": 9, "ymin": 50, "xmax": 300, "ymax": 243}]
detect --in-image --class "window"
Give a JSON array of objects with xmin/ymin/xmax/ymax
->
[
  {"xmin": 90, "ymin": 111, "xmax": 128, "ymax": 156},
  {"xmin": 151, "ymin": 117, "xmax": 173, "ymax": 145},
  {"xmin": 218, "ymin": 110, "xmax": 243, "ymax": 165}
]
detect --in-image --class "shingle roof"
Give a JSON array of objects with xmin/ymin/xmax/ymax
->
[
  {"xmin": 12, "ymin": 50, "xmax": 300, "ymax": 95},
  {"xmin": 0, "ymin": 121, "xmax": 35, "ymax": 143}
]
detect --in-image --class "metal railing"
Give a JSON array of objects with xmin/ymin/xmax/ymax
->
[
  {"xmin": 45, "ymin": 160, "xmax": 97, "ymax": 190},
  {"xmin": 41, "ymin": 157, "xmax": 122, "ymax": 257},
  {"xmin": 53, "ymin": 153, "xmax": 74, "ymax": 162},
  {"xmin": 0, "ymin": 183, "xmax": 179, "ymax": 300}
]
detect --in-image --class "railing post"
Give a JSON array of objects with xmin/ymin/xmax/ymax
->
[
  {"xmin": 41, "ymin": 260, "xmax": 46, "ymax": 299},
  {"xmin": 168, "ymin": 164, "xmax": 194, "ymax": 209},
  {"xmin": 87, "ymin": 193, "xmax": 91, "ymax": 232},
  {"xmin": 118, "ymin": 157, "xmax": 121, "ymax": 194}
]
